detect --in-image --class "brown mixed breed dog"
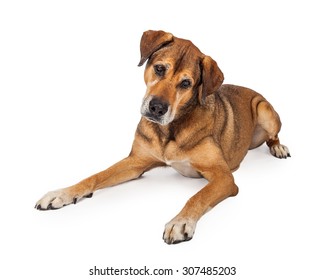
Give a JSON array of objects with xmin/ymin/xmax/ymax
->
[{"xmin": 35, "ymin": 30, "xmax": 290, "ymax": 244}]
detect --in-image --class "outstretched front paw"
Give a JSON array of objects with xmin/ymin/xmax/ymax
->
[
  {"xmin": 163, "ymin": 217, "xmax": 196, "ymax": 244},
  {"xmin": 35, "ymin": 189, "xmax": 93, "ymax": 210}
]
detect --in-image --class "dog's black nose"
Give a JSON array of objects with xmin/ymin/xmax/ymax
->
[{"xmin": 149, "ymin": 98, "xmax": 169, "ymax": 117}]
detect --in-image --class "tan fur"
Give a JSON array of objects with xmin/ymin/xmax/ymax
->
[{"xmin": 35, "ymin": 30, "xmax": 290, "ymax": 244}]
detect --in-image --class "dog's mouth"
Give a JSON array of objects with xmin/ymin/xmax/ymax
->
[
  {"xmin": 142, "ymin": 112, "xmax": 171, "ymax": 126},
  {"xmin": 143, "ymin": 114, "xmax": 160, "ymax": 124}
]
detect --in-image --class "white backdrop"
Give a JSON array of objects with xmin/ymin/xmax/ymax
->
[{"xmin": 1, "ymin": 1, "xmax": 324, "ymax": 279}]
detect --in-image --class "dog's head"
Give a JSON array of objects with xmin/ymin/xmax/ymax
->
[{"xmin": 138, "ymin": 30, "xmax": 224, "ymax": 125}]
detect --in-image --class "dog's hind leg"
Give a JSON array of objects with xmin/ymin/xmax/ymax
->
[{"xmin": 255, "ymin": 100, "xmax": 291, "ymax": 159}]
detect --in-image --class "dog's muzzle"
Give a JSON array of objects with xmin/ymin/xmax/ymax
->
[{"xmin": 141, "ymin": 96, "xmax": 172, "ymax": 125}]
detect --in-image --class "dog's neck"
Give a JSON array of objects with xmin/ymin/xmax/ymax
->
[{"xmin": 155, "ymin": 105, "xmax": 202, "ymax": 144}]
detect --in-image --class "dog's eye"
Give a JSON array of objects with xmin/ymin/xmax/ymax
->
[
  {"xmin": 154, "ymin": 64, "xmax": 166, "ymax": 77},
  {"xmin": 180, "ymin": 79, "xmax": 192, "ymax": 89}
]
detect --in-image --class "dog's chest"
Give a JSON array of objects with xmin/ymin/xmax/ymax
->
[
  {"xmin": 162, "ymin": 141, "xmax": 201, "ymax": 178},
  {"xmin": 168, "ymin": 160, "xmax": 201, "ymax": 178}
]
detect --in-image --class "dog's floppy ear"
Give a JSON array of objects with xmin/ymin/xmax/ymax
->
[
  {"xmin": 138, "ymin": 30, "xmax": 173, "ymax": 66},
  {"xmin": 199, "ymin": 55, "xmax": 224, "ymax": 105}
]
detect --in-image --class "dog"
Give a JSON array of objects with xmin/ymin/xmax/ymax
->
[{"xmin": 35, "ymin": 30, "xmax": 290, "ymax": 244}]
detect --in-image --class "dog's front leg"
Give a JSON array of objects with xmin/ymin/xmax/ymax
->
[
  {"xmin": 163, "ymin": 168, "xmax": 238, "ymax": 244},
  {"xmin": 35, "ymin": 152, "xmax": 161, "ymax": 210},
  {"xmin": 163, "ymin": 141, "xmax": 239, "ymax": 244}
]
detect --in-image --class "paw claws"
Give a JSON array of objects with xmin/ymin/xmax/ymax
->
[
  {"xmin": 270, "ymin": 144, "xmax": 290, "ymax": 159},
  {"xmin": 84, "ymin": 193, "xmax": 93, "ymax": 198},
  {"xmin": 35, "ymin": 191, "xmax": 94, "ymax": 211},
  {"xmin": 163, "ymin": 219, "xmax": 196, "ymax": 244},
  {"xmin": 47, "ymin": 203, "xmax": 59, "ymax": 210}
]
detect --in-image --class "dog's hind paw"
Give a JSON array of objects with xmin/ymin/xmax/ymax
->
[
  {"xmin": 269, "ymin": 144, "xmax": 291, "ymax": 159},
  {"xmin": 163, "ymin": 217, "xmax": 196, "ymax": 244},
  {"xmin": 35, "ymin": 189, "xmax": 93, "ymax": 210}
]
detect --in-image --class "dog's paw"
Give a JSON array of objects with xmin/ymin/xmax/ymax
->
[
  {"xmin": 35, "ymin": 189, "xmax": 93, "ymax": 210},
  {"xmin": 270, "ymin": 144, "xmax": 291, "ymax": 159},
  {"xmin": 163, "ymin": 218, "xmax": 196, "ymax": 244}
]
